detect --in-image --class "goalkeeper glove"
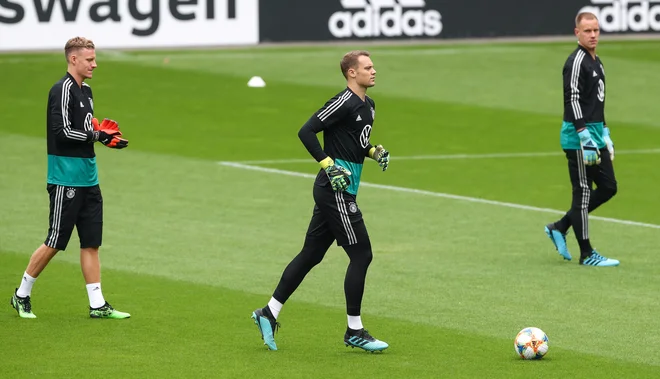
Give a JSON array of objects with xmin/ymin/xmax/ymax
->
[
  {"xmin": 92, "ymin": 118, "xmax": 129, "ymax": 149},
  {"xmin": 578, "ymin": 128, "xmax": 600, "ymax": 166},
  {"xmin": 369, "ymin": 144, "xmax": 390, "ymax": 171},
  {"xmin": 319, "ymin": 157, "xmax": 351, "ymax": 192},
  {"xmin": 603, "ymin": 126, "xmax": 614, "ymax": 161}
]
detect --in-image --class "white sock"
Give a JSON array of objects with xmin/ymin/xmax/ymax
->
[
  {"xmin": 267, "ymin": 297, "xmax": 283, "ymax": 319},
  {"xmin": 86, "ymin": 283, "xmax": 106, "ymax": 309},
  {"xmin": 348, "ymin": 315, "xmax": 363, "ymax": 330},
  {"xmin": 16, "ymin": 272, "xmax": 37, "ymax": 298}
]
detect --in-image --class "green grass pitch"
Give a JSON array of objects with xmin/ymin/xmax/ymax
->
[{"xmin": 1, "ymin": 39, "xmax": 660, "ymax": 378}]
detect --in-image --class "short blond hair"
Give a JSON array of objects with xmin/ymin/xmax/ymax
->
[
  {"xmin": 340, "ymin": 50, "xmax": 370, "ymax": 79},
  {"xmin": 65, "ymin": 37, "xmax": 95, "ymax": 62},
  {"xmin": 575, "ymin": 12, "xmax": 598, "ymax": 27}
]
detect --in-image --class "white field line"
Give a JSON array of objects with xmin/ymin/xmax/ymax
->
[
  {"xmin": 218, "ymin": 161, "xmax": 660, "ymax": 230},
  {"xmin": 232, "ymin": 148, "xmax": 660, "ymax": 165}
]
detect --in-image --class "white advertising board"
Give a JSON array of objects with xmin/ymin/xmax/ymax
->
[{"xmin": 0, "ymin": 0, "xmax": 259, "ymax": 51}]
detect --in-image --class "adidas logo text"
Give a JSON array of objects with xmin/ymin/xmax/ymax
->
[
  {"xmin": 579, "ymin": 0, "xmax": 660, "ymax": 32},
  {"xmin": 329, "ymin": 0, "xmax": 443, "ymax": 38}
]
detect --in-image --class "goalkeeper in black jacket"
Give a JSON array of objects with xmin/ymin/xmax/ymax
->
[
  {"xmin": 10, "ymin": 37, "xmax": 131, "ymax": 320},
  {"xmin": 544, "ymin": 13, "xmax": 619, "ymax": 267},
  {"xmin": 251, "ymin": 50, "xmax": 390, "ymax": 352}
]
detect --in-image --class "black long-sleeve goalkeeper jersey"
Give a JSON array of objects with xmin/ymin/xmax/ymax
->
[
  {"xmin": 47, "ymin": 73, "xmax": 98, "ymax": 186},
  {"xmin": 563, "ymin": 44, "xmax": 607, "ymax": 128},
  {"xmin": 298, "ymin": 87, "xmax": 376, "ymax": 196},
  {"xmin": 560, "ymin": 44, "xmax": 607, "ymax": 150}
]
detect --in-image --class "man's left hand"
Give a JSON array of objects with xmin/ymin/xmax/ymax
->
[
  {"xmin": 370, "ymin": 144, "xmax": 390, "ymax": 171},
  {"xmin": 92, "ymin": 118, "xmax": 128, "ymax": 149}
]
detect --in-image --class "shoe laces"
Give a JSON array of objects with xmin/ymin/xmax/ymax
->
[
  {"xmin": 18, "ymin": 296, "xmax": 32, "ymax": 312},
  {"xmin": 270, "ymin": 319, "xmax": 281, "ymax": 335},
  {"xmin": 261, "ymin": 307, "xmax": 280, "ymax": 334},
  {"xmin": 91, "ymin": 302, "xmax": 113, "ymax": 315},
  {"xmin": 354, "ymin": 329, "xmax": 376, "ymax": 342},
  {"xmin": 591, "ymin": 251, "xmax": 607, "ymax": 261}
]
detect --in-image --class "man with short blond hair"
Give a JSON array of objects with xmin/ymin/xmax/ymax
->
[
  {"xmin": 544, "ymin": 13, "xmax": 619, "ymax": 267},
  {"xmin": 10, "ymin": 37, "xmax": 131, "ymax": 319},
  {"xmin": 251, "ymin": 50, "xmax": 390, "ymax": 352},
  {"xmin": 64, "ymin": 36, "xmax": 96, "ymax": 60}
]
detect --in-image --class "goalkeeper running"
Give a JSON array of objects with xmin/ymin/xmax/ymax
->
[
  {"xmin": 251, "ymin": 50, "xmax": 390, "ymax": 352},
  {"xmin": 543, "ymin": 12, "xmax": 619, "ymax": 267}
]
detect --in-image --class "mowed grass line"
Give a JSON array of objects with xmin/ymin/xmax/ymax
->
[{"xmin": 2, "ymin": 251, "xmax": 659, "ymax": 379}]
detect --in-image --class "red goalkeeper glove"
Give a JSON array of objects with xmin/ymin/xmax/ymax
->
[{"xmin": 92, "ymin": 118, "xmax": 129, "ymax": 149}]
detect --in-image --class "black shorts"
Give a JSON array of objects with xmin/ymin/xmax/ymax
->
[
  {"xmin": 44, "ymin": 184, "xmax": 103, "ymax": 250},
  {"xmin": 307, "ymin": 184, "xmax": 369, "ymax": 246}
]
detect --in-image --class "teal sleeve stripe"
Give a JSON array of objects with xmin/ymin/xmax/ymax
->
[
  {"xmin": 47, "ymin": 155, "xmax": 99, "ymax": 187},
  {"xmin": 335, "ymin": 159, "xmax": 363, "ymax": 196}
]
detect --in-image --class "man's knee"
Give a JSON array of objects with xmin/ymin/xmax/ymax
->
[
  {"xmin": 607, "ymin": 183, "xmax": 618, "ymax": 199},
  {"xmin": 344, "ymin": 241, "xmax": 373, "ymax": 266},
  {"xmin": 38, "ymin": 244, "xmax": 60, "ymax": 257},
  {"xmin": 571, "ymin": 187, "xmax": 591, "ymax": 209},
  {"xmin": 298, "ymin": 237, "xmax": 332, "ymax": 267},
  {"xmin": 599, "ymin": 181, "xmax": 617, "ymax": 201}
]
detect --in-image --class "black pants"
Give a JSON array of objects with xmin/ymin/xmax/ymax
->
[
  {"xmin": 554, "ymin": 148, "xmax": 617, "ymax": 256},
  {"xmin": 272, "ymin": 184, "xmax": 373, "ymax": 316}
]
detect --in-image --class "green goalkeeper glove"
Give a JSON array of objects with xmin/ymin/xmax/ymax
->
[
  {"xmin": 319, "ymin": 157, "xmax": 351, "ymax": 192},
  {"xmin": 369, "ymin": 144, "xmax": 389, "ymax": 171}
]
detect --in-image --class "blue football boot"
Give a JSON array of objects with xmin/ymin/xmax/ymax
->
[
  {"xmin": 251, "ymin": 307, "xmax": 280, "ymax": 350},
  {"xmin": 344, "ymin": 328, "xmax": 389, "ymax": 352},
  {"xmin": 545, "ymin": 223, "xmax": 572, "ymax": 261},
  {"xmin": 580, "ymin": 251, "xmax": 620, "ymax": 267}
]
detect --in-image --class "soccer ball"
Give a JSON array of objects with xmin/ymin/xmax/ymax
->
[{"xmin": 514, "ymin": 327, "xmax": 549, "ymax": 360}]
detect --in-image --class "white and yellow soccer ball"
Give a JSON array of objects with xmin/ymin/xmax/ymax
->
[{"xmin": 514, "ymin": 327, "xmax": 549, "ymax": 360}]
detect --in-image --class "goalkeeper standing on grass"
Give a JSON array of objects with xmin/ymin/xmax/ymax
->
[
  {"xmin": 10, "ymin": 37, "xmax": 131, "ymax": 319},
  {"xmin": 251, "ymin": 50, "xmax": 390, "ymax": 352},
  {"xmin": 544, "ymin": 13, "xmax": 619, "ymax": 267}
]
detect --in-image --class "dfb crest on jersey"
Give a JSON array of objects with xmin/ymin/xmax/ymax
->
[
  {"xmin": 370, "ymin": 107, "xmax": 375, "ymax": 120},
  {"xmin": 348, "ymin": 202, "xmax": 358, "ymax": 214},
  {"xmin": 66, "ymin": 188, "xmax": 76, "ymax": 199},
  {"xmin": 89, "ymin": 98, "xmax": 94, "ymax": 111}
]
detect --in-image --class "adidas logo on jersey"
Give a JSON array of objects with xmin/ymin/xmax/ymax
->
[
  {"xmin": 593, "ymin": 71, "xmax": 598, "ymax": 77},
  {"xmin": 329, "ymin": 0, "xmax": 443, "ymax": 38},
  {"xmin": 579, "ymin": 0, "xmax": 660, "ymax": 32},
  {"xmin": 356, "ymin": 115, "xmax": 362, "ymax": 121}
]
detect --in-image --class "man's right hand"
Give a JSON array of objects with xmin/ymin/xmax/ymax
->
[
  {"xmin": 319, "ymin": 157, "xmax": 351, "ymax": 192},
  {"xmin": 578, "ymin": 128, "xmax": 600, "ymax": 166}
]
